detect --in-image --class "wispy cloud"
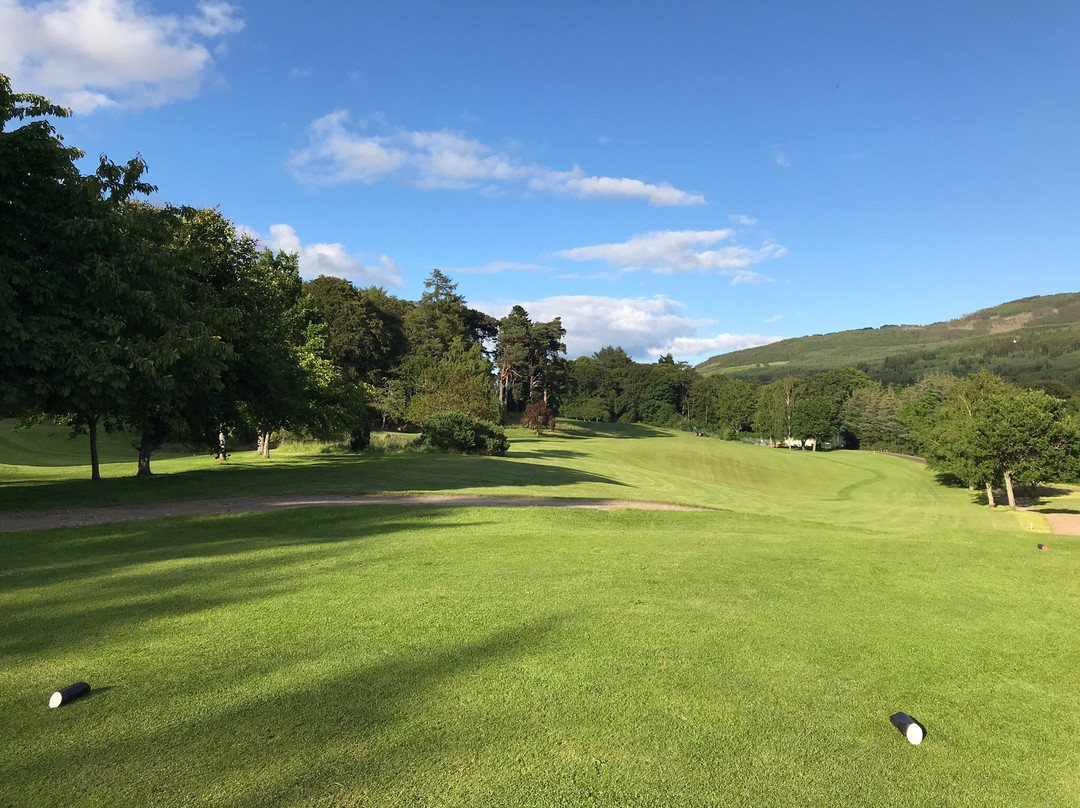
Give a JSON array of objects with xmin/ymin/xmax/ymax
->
[
  {"xmin": 261, "ymin": 224, "xmax": 404, "ymax": 287},
  {"xmin": 764, "ymin": 314, "xmax": 783, "ymax": 323},
  {"xmin": 289, "ymin": 111, "xmax": 705, "ymax": 206},
  {"xmin": 0, "ymin": 0, "xmax": 244, "ymax": 113},
  {"xmin": 729, "ymin": 214, "xmax": 758, "ymax": 226},
  {"xmin": 773, "ymin": 149, "xmax": 791, "ymax": 168},
  {"xmin": 553, "ymin": 229, "xmax": 786, "ymax": 281},
  {"xmin": 289, "ymin": 66, "xmax": 312, "ymax": 78}
]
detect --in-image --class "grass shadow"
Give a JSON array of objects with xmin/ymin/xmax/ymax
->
[
  {"xmin": 5, "ymin": 613, "xmax": 572, "ymax": 807},
  {"xmin": 0, "ymin": 508, "xmax": 492, "ymax": 658},
  {"xmin": 0, "ymin": 454, "xmax": 628, "ymax": 513}
]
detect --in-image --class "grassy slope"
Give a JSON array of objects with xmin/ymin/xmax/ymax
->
[
  {"xmin": 2, "ymin": 424, "xmax": 1078, "ymax": 806},
  {"xmin": 0, "ymin": 419, "xmax": 1031, "ymax": 533},
  {"xmin": 695, "ymin": 292, "xmax": 1080, "ymax": 386}
]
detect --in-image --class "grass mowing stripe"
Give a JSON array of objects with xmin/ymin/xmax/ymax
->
[{"xmin": 1, "ymin": 420, "xmax": 1032, "ymax": 536}]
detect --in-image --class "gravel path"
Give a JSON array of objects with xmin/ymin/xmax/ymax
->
[{"xmin": 0, "ymin": 494, "xmax": 702, "ymax": 534}]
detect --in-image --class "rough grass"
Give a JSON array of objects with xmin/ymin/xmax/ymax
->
[{"xmin": 2, "ymin": 421, "xmax": 1078, "ymax": 806}]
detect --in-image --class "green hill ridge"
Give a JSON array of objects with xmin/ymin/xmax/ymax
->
[{"xmin": 696, "ymin": 292, "xmax": 1080, "ymax": 388}]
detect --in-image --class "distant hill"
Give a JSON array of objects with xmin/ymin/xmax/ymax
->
[{"xmin": 695, "ymin": 293, "xmax": 1080, "ymax": 389}]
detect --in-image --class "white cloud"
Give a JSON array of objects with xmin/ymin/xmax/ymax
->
[
  {"xmin": 647, "ymin": 333, "xmax": 784, "ymax": 360},
  {"xmin": 289, "ymin": 111, "xmax": 704, "ymax": 206},
  {"xmin": 0, "ymin": 0, "xmax": 244, "ymax": 113},
  {"xmin": 264, "ymin": 224, "xmax": 404, "ymax": 287},
  {"xmin": 774, "ymin": 150, "xmax": 791, "ymax": 168},
  {"xmin": 764, "ymin": 314, "xmax": 783, "ymax": 323},
  {"xmin": 730, "ymin": 214, "xmax": 758, "ymax": 226},
  {"xmin": 477, "ymin": 295, "xmax": 713, "ymax": 361},
  {"xmin": 528, "ymin": 168, "xmax": 704, "ymax": 206},
  {"xmin": 553, "ymin": 229, "xmax": 786, "ymax": 281}
]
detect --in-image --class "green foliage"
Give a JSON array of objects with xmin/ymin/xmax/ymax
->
[
  {"xmin": 905, "ymin": 372, "xmax": 1004, "ymax": 489},
  {"xmin": 973, "ymin": 390, "xmax": 1080, "ymax": 494},
  {"xmin": 789, "ymin": 394, "xmax": 835, "ymax": 447},
  {"xmin": 755, "ymin": 377, "xmax": 807, "ymax": 442},
  {"xmin": 420, "ymin": 411, "xmax": 508, "ymax": 455},
  {"xmin": 841, "ymin": 384, "xmax": 912, "ymax": 451},
  {"xmin": 303, "ymin": 276, "xmax": 408, "ymax": 384},
  {"xmin": 404, "ymin": 341, "xmax": 501, "ymax": 425},
  {"xmin": 495, "ymin": 305, "xmax": 567, "ymax": 411}
]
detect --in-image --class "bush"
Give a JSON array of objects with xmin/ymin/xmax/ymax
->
[
  {"xmin": 421, "ymin": 411, "xmax": 509, "ymax": 455},
  {"xmin": 522, "ymin": 401, "xmax": 556, "ymax": 435}
]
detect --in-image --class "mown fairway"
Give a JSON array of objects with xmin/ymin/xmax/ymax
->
[{"xmin": 2, "ymin": 423, "xmax": 1078, "ymax": 806}]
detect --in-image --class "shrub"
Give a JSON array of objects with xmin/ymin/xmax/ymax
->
[
  {"xmin": 522, "ymin": 401, "xmax": 556, "ymax": 435},
  {"xmin": 421, "ymin": 411, "xmax": 509, "ymax": 455}
]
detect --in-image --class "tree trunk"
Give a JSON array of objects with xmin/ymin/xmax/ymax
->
[
  {"xmin": 137, "ymin": 427, "xmax": 154, "ymax": 476},
  {"xmin": 88, "ymin": 414, "xmax": 101, "ymax": 482},
  {"xmin": 986, "ymin": 482, "xmax": 996, "ymax": 508},
  {"xmin": 216, "ymin": 431, "xmax": 227, "ymax": 461},
  {"xmin": 258, "ymin": 430, "xmax": 271, "ymax": 458},
  {"xmin": 1004, "ymin": 470, "xmax": 1017, "ymax": 509}
]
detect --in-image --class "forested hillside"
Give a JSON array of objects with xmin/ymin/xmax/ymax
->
[{"xmin": 696, "ymin": 293, "xmax": 1080, "ymax": 388}]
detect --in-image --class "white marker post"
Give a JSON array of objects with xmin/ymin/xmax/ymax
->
[
  {"xmin": 49, "ymin": 682, "xmax": 91, "ymax": 708},
  {"xmin": 889, "ymin": 712, "xmax": 925, "ymax": 744}
]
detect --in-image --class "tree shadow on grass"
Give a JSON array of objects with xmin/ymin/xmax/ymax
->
[
  {"xmin": 4, "ymin": 614, "xmax": 572, "ymax": 808},
  {"xmin": 0, "ymin": 455, "xmax": 627, "ymax": 513},
  {"xmin": 509, "ymin": 449, "xmax": 589, "ymax": 459},
  {"xmin": 0, "ymin": 507, "xmax": 494, "ymax": 658}
]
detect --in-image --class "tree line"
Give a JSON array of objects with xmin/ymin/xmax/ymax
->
[
  {"xmin": 1, "ymin": 75, "xmax": 571, "ymax": 477},
  {"xmin": 4, "ymin": 73, "xmax": 1078, "ymax": 504}
]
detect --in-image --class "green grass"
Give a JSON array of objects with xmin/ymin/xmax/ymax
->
[
  {"xmin": 0, "ymin": 419, "xmax": 1032, "ymax": 534},
  {"xmin": 3, "ymin": 507, "xmax": 1078, "ymax": 806},
  {"xmin": 2, "ymin": 421, "xmax": 1078, "ymax": 805}
]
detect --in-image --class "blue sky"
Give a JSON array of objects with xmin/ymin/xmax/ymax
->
[{"xmin": 3, "ymin": 1, "xmax": 1078, "ymax": 363}]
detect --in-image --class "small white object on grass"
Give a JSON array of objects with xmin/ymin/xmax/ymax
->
[
  {"xmin": 49, "ymin": 681, "xmax": 91, "ymax": 708},
  {"xmin": 889, "ymin": 711, "xmax": 925, "ymax": 745}
]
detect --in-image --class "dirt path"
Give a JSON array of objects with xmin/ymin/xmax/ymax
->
[
  {"xmin": 1040, "ymin": 513, "xmax": 1080, "ymax": 536},
  {"xmin": 0, "ymin": 494, "xmax": 702, "ymax": 534}
]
